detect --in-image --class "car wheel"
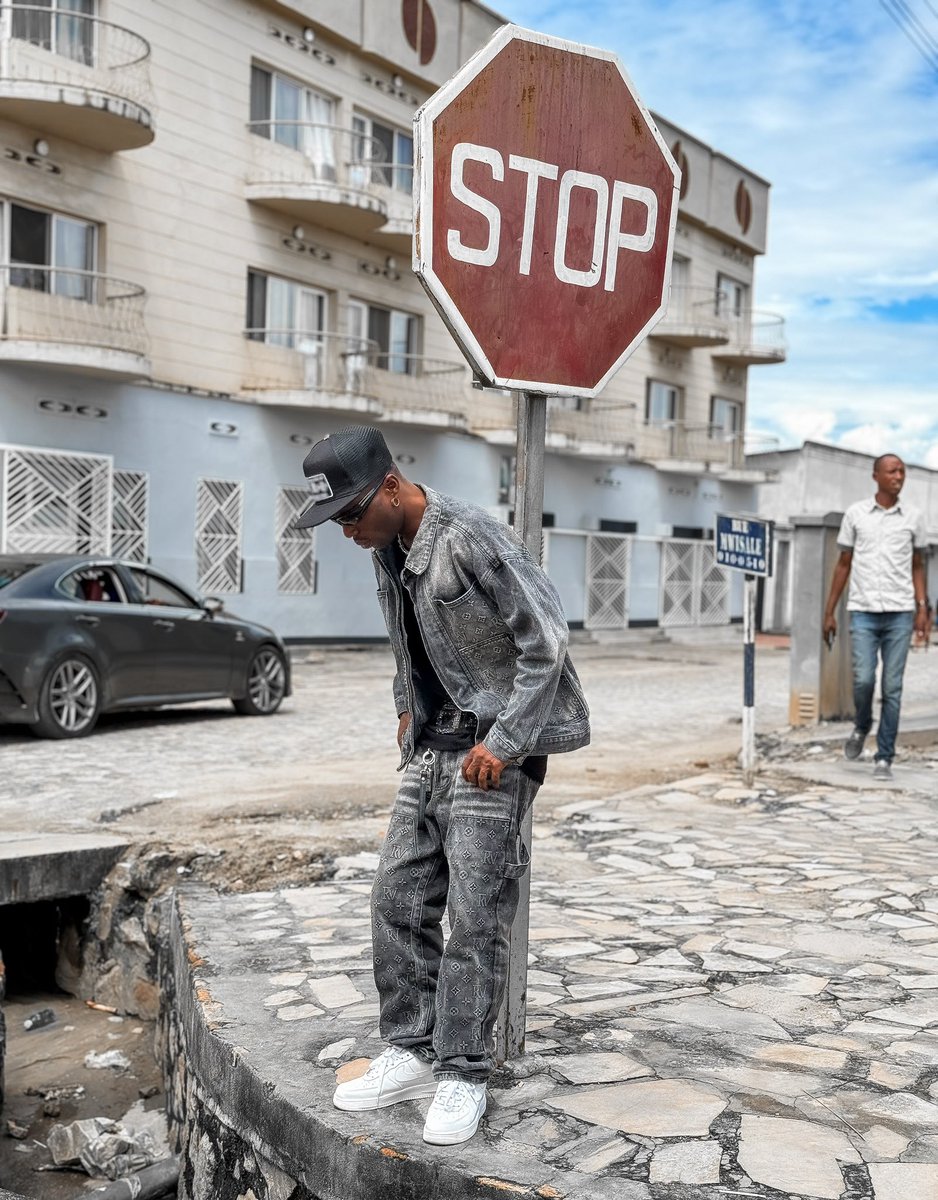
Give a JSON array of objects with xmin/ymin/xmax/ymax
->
[
  {"xmin": 31, "ymin": 655, "xmax": 101, "ymax": 739},
  {"xmin": 233, "ymin": 646, "xmax": 287, "ymax": 716}
]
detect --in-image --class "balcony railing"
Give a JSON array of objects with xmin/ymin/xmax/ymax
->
[
  {"xmin": 242, "ymin": 331, "xmax": 472, "ymax": 425},
  {"xmin": 0, "ymin": 264, "xmax": 148, "ymax": 365},
  {"xmin": 654, "ymin": 285, "xmax": 730, "ymax": 347},
  {"xmin": 246, "ymin": 122, "xmax": 391, "ymax": 235},
  {"xmin": 0, "ymin": 4, "xmax": 153, "ymax": 148},
  {"xmin": 713, "ymin": 309, "xmax": 787, "ymax": 364}
]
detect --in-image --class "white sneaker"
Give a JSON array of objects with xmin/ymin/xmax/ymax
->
[
  {"xmin": 423, "ymin": 1079, "xmax": 487, "ymax": 1145},
  {"xmin": 332, "ymin": 1047, "xmax": 436, "ymax": 1111}
]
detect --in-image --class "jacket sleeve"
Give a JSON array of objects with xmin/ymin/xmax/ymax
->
[{"xmin": 474, "ymin": 547, "xmax": 569, "ymax": 762}]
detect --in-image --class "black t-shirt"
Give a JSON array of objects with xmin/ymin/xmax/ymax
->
[{"xmin": 393, "ymin": 541, "xmax": 547, "ymax": 784}]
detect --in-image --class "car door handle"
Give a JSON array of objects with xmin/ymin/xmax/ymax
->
[
  {"xmin": 153, "ymin": 618, "xmax": 175, "ymax": 630},
  {"xmin": 75, "ymin": 614, "xmax": 100, "ymax": 626}
]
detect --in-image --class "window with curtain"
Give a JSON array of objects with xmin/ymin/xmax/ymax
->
[
  {"xmin": 250, "ymin": 65, "xmax": 336, "ymax": 180},
  {"xmin": 8, "ymin": 202, "xmax": 96, "ymax": 301},
  {"xmin": 11, "ymin": 0, "xmax": 95, "ymax": 65},
  {"xmin": 645, "ymin": 379, "xmax": 682, "ymax": 425},
  {"xmin": 348, "ymin": 300, "xmax": 418, "ymax": 374},
  {"xmin": 245, "ymin": 270, "xmax": 326, "ymax": 350},
  {"xmin": 351, "ymin": 114, "xmax": 413, "ymax": 192}
]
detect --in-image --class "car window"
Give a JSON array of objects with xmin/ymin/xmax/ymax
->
[
  {"xmin": 0, "ymin": 561, "xmax": 40, "ymax": 589},
  {"xmin": 129, "ymin": 568, "xmax": 199, "ymax": 609},
  {"xmin": 58, "ymin": 567, "xmax": 127, "ymax": 604}
]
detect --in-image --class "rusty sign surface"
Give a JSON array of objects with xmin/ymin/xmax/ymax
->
[{"xmin": 413, "ymin": 24, "xmax": 681, "ymax": 398}]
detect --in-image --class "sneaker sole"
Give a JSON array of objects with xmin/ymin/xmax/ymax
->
[
  {"xmin": 333, "ymin": 1080, "xmax": 437, "ymax": 1111},
  {"xmin": 423, "ymin": 1100, "xmax": 487, "ymax": 1145}
]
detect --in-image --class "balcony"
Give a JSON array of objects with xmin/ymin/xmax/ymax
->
[
  {"xmin": 366, "ymin": 166, "xmax": 415, "ymax": 256},
  {"xmin": 241, "ymin": 331, "xmax": 470, "ymax": 428},
  {"xmin": 0, "ymin": 6, "xmax": 153, "ymax": 151},
  {"xmin": 0, "ymin": 265, "xmax": 149, "ymax": 377},
  {"xmin": 246, "ymin": 123, "xmax": 391, "ymax": 239},
  {"xmin": 713, "ymin": 310, "xmax": 787, "ymax": 365},
  {"xmin": 651, "ymin": 285, "xmax": 731, "ymax": 348}
]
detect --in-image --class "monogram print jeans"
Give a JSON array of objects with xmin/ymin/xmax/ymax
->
[{"xmin": 371, "ymin": 748, "xmax": 539, "ymax": 1083}]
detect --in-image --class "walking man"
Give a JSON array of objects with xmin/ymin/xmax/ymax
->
[
  {"xmin": 822, "ymin": 452, "xmax": 928, "ymax": 780},
  {"xmin": 295, "ymin": 426, "xmax": 590, "ymax": 1145}
]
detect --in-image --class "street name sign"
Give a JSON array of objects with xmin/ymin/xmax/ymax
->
[
  {"xmin": 715, "ymin": 513, "xmax": 774, "ymax": 578},
  {"xmin": 413, "ymin": 24, "xmax": 681, "ymax": 398}
]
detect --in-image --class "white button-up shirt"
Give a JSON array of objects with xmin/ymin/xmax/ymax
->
[{"xmin": 838, "ymin": 496, "xmax": 927, "ymax": 612}]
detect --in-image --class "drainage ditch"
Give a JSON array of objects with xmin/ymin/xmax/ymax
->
[{"xmin": 0, "ymin": 852, "xmax": 180, "ymax": 1200}]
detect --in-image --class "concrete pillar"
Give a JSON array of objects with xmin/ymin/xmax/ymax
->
[{"xmin": 788, "ymin": 513, "xmax": 854, "ymax": 725}]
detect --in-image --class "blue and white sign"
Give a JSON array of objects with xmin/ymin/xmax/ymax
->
[{"xmin": 715, "ymin": 513, "xmax": 774, "ymax": 577}]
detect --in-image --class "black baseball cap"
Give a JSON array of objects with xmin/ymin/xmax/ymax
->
[{"xmin": 294, "ymin": 426, "xmax": 393, "ymax": 529}]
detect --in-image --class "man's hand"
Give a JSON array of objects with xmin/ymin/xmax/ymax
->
[
  {"xmin": 462, "ymin": 743, "xmax": 507, "ymax": 791},
  {"xmin": 914, "ymin": 607, "xmax": 929, "ymax": 640},
  {"xmin": 822, "ymin": 613, "xmax": 837, "ymax": 644},
  {"xmin": 397, "ymin": 712, "xmax": 411, "ymax": 749}
]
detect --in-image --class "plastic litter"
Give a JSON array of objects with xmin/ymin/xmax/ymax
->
[
  {"xmin": 23, "ymin": 1007, "xmax": 56, "ymax": 1030},
  {"xmin": 46, "ymin": 1116, "xmax": 158, "ymax": 1180},
  {"xmin": 83, "ymin": 1050, "xmax": 132, "ymax": 1071}
]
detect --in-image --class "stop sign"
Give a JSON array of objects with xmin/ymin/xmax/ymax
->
[{"xmin": 413, "ymin": 24, "xmax": 680, "ymax": 398}]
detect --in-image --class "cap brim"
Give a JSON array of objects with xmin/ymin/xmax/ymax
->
[{"xmin": 293, "ymin": 489, "xmax": 358, "ymax": 529}]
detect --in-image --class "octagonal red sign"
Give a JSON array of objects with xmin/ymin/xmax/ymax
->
[{"xmin": 414, "ymin": 25, "xmax": 680, "ymax": 398}]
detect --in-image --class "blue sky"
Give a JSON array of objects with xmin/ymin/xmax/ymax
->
[{"xmin": 503, "ymin": 0, "xmax": 938, "ymax": 466}]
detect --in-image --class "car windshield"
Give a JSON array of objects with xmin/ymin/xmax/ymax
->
[{"xmin": 0, "ymin": 561, "xmax": 40, "ymax": 589}]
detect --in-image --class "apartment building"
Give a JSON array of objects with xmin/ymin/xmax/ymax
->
[{"xmin": 0, "ymin": 0, "xmax": 785, "ymax": 640}]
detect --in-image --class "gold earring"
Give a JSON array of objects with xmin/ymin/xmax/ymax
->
[{"xmin": 391, "ymin": 495, "xmax": 400, "ymax": 508}]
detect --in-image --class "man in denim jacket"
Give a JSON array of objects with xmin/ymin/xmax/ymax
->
[{"xmin": 296, "ymin": 425, "xmax": 589, "ymax": 1145}]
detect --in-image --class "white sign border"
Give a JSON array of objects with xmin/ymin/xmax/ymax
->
[{"xmin": 413, "ymin": 23, "xmax": 682, "ymax": 399}]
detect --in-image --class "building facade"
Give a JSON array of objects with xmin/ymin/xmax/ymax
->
[{"xmin": 0, "ymin": 0, "xmax": 785, "ymax": 640}]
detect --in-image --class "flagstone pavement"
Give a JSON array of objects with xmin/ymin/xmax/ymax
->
[{"xmin": 178, "ymin": 750, "xmax": 938, "ymax": 1200}]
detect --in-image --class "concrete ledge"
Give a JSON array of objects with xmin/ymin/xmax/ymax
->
[
  {"xmin": 158, "ymin": 886, "xmax": 589, "ymax": 1200},
  {"xmin": 0, "ymin": 835, "xmax": 130, "ymax": 906}
]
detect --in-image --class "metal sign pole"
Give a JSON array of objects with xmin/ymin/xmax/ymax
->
[
  {"xmin": 742, "ymin": 573, "xmax": 756, "ymax": 785},
  {"xmin": 496, "ymin": 390, "xmax": 546, "ymax": 1062}
]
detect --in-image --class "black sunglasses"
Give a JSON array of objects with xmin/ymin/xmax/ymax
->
[{"xmin": 331, "ymin": 477, "xmax": 385, "ymax": 526}]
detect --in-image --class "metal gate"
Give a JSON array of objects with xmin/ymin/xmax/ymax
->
[
  {"xmin": 660, "ymin": 538, "xmax": 729, "ymax": 627},
  {"xmin": 195, "ymin": 477, "xmax": 243, "ymax": 594},
  {"xmin": 111, "ymin": 469, "xmax": 149, "ymax": 562},
  {"xmin": 0, "ymin": 445, "xmax": 111, "ymax": 554},
  {"xmin": 276, "ymin": 486, "xmax": 316, "ymax": 594},
  {"xmin": 585, "ymin": 533, "xmax": 632, "ymax": 630}
]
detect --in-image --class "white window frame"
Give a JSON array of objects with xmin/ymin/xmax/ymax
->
[
  {"xmin": 11, "ymin": 0, "xmax": 97, "ymax": 66},
  {"xmin": 351, "ymin": 113, "xmax": 413, "ymax": 192},
  {"xmin": 716, "ymin": 273, "xmax": 748, "ymax": 318},
  {"xmin": 710, "ymin": 396, "xmax": 742, "ymax": 437},
  {"xmin": 246, "ymin": 270, "xmax": 327, "ymax": 351},
  {"xmin": 645, "ymin": 379, "xmax": 682, "ymax": 426},
  {"xmin": 5, "ymin": 200, "xmax": 97, "ymax": 302}
]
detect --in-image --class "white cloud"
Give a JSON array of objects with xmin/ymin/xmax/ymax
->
[{"xmin": 506, "ymin": 0, "xmax": 938, "ymax": 463}]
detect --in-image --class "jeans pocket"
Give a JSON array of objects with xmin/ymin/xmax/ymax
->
[{"xmin": 502, "ymin": 771, "xmax": 536, "ymax": 878}]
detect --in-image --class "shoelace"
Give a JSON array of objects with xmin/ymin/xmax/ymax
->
[
  {"xmin": 364, "ymin": 1047, "xmax": 410, "ymax": 1080},
  {"xmin": 435, "ymin": 1081, "xmax": 473, "ymax": 1112}
]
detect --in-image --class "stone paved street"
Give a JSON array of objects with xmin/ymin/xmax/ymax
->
[
  {"xmin": 4, "ymin": 636, "xmax": 938, "ymax": 1198},
  {"xmin": 176, "ymin": 748, "xmax": 938, "ymax": 1199}
]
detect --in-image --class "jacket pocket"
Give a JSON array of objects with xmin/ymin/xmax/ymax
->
[{"xmin": 435, "ymin": 587, "xmax": 518, "ymax": 689}]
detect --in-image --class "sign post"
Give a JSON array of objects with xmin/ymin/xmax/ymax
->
[
  {"xmin": 413, "ymin": 23, "xmax": 681, "ymax": 1059},
  {"xmin": 715, "ymin": 514, "xmax": 775, "ymax": 785}
]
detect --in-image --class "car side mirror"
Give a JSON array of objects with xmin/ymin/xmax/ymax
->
[{"xmin": 202, "ymin": 596, "xmax": 224, "ymax": 617}]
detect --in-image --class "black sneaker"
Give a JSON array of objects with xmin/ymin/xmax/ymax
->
[
  {"xmin": 873, "ymin": 759, "xmax": 893, "ymax": 781},
  {"xmin": 844, "ymin": 728, "xmax": 867, "ymax": 760}
]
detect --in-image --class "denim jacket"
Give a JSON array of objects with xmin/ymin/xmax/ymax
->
[{"xmin": 373, "ymin": 487, "xmax": 590, "ymax": 769}]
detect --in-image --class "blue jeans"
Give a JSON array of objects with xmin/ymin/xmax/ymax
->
[
  {"xmin": 371, "ymin": 749, "xmax": 538, "ymax": 1083},
  {"xmin": 849, "ymin": 610, "xmax": 914, "ymax": 763}
]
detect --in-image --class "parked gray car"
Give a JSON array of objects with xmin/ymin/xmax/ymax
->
[{"xmin": 0, "ymin": 555, "xmax": 290, "ymax": 739}]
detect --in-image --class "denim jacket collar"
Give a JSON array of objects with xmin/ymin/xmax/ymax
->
[{"xmin": 393, "ymin": 485, "xmax": 441, "ymax": 577}]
